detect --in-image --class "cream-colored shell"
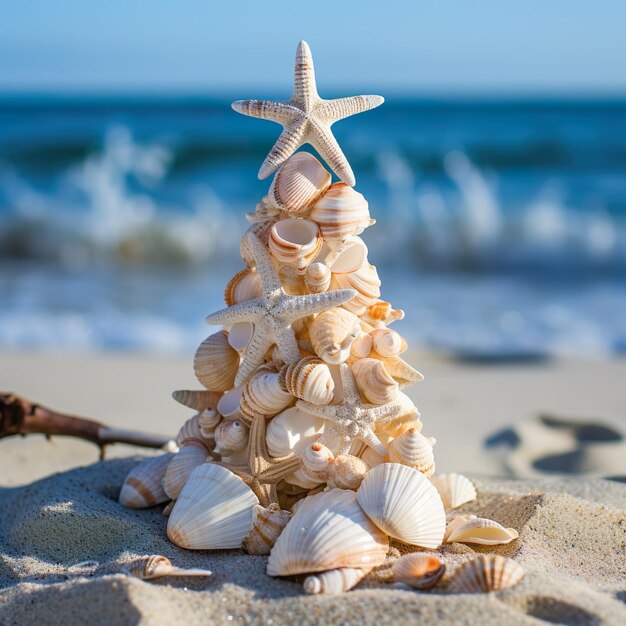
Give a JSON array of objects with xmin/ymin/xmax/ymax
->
[
  {"xmin": 385, "ymin": 428, "xmax": 436, "ymax": 478},
  {"xmin": 430, "ymin": 473, "xmax": 477, "ymax": 511},
  {"xmin": 217, "ymin": 386, "xmax": 244, "ymax": 420},
  {"xmin": 198, "ymin": 409, "xmax": 221, "ymax": 440},
  {"xmin": 325, "ymin": 454, "xmax": 369, "ymax": 491},
  {"xmin": 268, "ymin": 218, "xmax": 323, "ymax": 272},
  {"xmin": 330, "ymin": 263, "xmax": 381, "ymax": 316},
  {"xmin": 392, "ymin": 553, "xmax": 445, "ymax": 590},
  {"xmin": 242, "ymin": 503, "xmax": 292, "ymax": 556},
  {"xmin": 352, "ymin": 358, "xmax": 399, "ymax": 405},
  {"xmin": 370, "ymin": 328, "xmax": 406, "ymax": 357},
  {"xmin": 375, "ymin": 354, "xmax": 424, "ymax": 388},
  {"xmin": 228, "ymin": 322, "xmax": 254, "ymax": 351},
  {"xmin": 304, "ymin": 567, "xmax": 369, "ymax": 594},
  {"xmin": 279, "ymin": 356, "xmax": 334, "ymax": 405},
  {"xmin": 172, "ymin": 389, "xmax": 222, "ymax": 412},
  {"xmin": 310, "ymin": 308, "xmax": 361, "ymax": 365},
  {"xmin": 287, "ymin": 442, "xmax": 335, "ymax": 489},
  {"xmin": 224, "ymin": 268, "xmax": 261, "ymax": 306},
  {"xmin": 363, "ymin": 300, "xmax": 405, "ymax": 327},
  {"xmin": 119, "ymin": 453, "xmax": 174, "ymax": 509},
  {"xmin": 304, "ymin": 262, "xmax": 331, "ymax": 293},
  {"xmin": 350, "ymin": 331, "xmax": 372, "ymax": 359},
  {"xmin": 240, "ymin": 366, "xmax": 293, "ymax": 423},
  {"xmin": 175, "ymin": 414, "xmax": 208, "ymax": 447},
  {"xmin": 162, "ymin": 444, "xmax": 209, "ymax": 500},
  {"xmin": 324, "ymin": 236, "xmax": 368, "ymax": 274},
  {"xmin": 213, "ymin": 419, "xmax": 249, "ymax": 456},
  {"xmin": 126, "ymin": 555, "xmax": 212, "ymax": 580},
  {"xmin": 447, "ymin": 555, "xmax": 525, "ymax": 593},
  {"xmin": 265, "ymin": 407, "xmax": 325, "ymax": 458},
  {"xmin": 444, "ymin": 515, "xmax": 519, "ymax": 545},
  {"xmin": 193, "ymin": 331, "xmax": 240, "ymax": 392}
]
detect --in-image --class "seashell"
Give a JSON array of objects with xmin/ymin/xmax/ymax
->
[
  {"xmin": 162, "ymin": 444, "xmax": 209, "ymax": 500},
  {"xmin": 162, "ymin": 500, "xmax": 175, "ymax": 516},
  {"xmin": 392, "ymin": 553, "xmax": 445, "ymax": 590},
  {"xmin": 352, "ymin": 358, "xmax": 399, "ymax": 405},
  {"xmin": 224, "ymin": 268, "xmax": 261, "ymax": 306},
  {"xmin": 167, "ymin": 463, "xmax": 259, "ymax": 549},
  {"xmin": 242, "ymin": 503, "xmax": 292, "ymax": 556},
  {"xmin": 330, "ymin": 263, "xmax": 381, "ymax": 316},
  {"xmin": 376, "ymin": 355, "xmax": 424, "ymax": 388},
  {"xmin": 268, "ymin": 152, "xmax": 331, "ymax": 216},
  {"xmin": 447, "ymin": 555, "xmax": 525, "ymax": 593},
  {"xmin": 385, "ymin": 428, "xmax": 436, "ymax": 478},
  {"xmin": 267, "ymin": 489, "xmax": 389, "ymax": 577},
  {"xmin": 119, "ymin": 453, "xmax": 174, "ymax": 509},
  {"xmin": 279, "ymin": 356, "xmax": 334, "ymax": 405},
  {"xmin": 126, "ymin": 555, "xmax": 212, "ymax": 580},
  {"xmin": 194, "ymin": 331, "xmax": 240, "ymax": 392},
  {"xmin": 287, "ymin": 442, "xmax": 334, "ymax": 488},
  {"xmin": 255, "ymin": 195, "xmax": 281, "ymax": 219},
  {"xmin": 444, "ymin": 515, "xmax": 519, "ymax": 545},
  {"xmin": 304, "ymin": 262, "xmax": 331, "ymax": 293},
  {"xmin": 228, "ymin": 322, "xmax": 254, "ymax": 351},
  {"xmin": 309, "ymin": 183, "xmax": 374, "ymax": 242},
  {"xmin": 430, "ymin": 473, "xmax": 477, "ymax": 511},
  {"xmin": 198, "ymin": 409, "xmax": 221, "ymax": 440},
  {"xmin": 265, "ymin": 407, "xmax": 325, "ymax": 458},
  {"xmin": 359, "ymin": 446, "xmax": 385, "ymax": 470},
  {"xmin": 323, "ymin": 236, "xmax": 368, "ymax": 274},
  {"xmin": 350, "ymin": 331, "xmax": 373, "ymax": 359},
  {"xmin": 304, "ymin": 567, "xmax": 369, "ymax": 595},
  {"xmin": 176, "ymin": 414, "xmax": 207, "ymax": 447},
  {"xmin": 217, "ymin": 386, "xmax": 244, "ymax": 420},
  {"xmin": 268, "ymin": 218, "xmax": 323, "ymax": 272},
  {"xmin": 240, "ymin": 366, "xmax": 293, "ymax": 423},
  {"xmin": 278, "ymin": 264, "xmax": 309, "ymax": 295},
  {"xmin": 363, "ymin": 300, "xmax": 405, "ymax": 327},
  {"xmin": 325, "ymin": 454, "xmax": 369, "ymax": 491},
  {"xmin": 172, "ymin": 389, "xmax": 222, "ymax": 412},
  {"xmin": 310, "ymin": 308, "xmax": 361, "ymax": 365},
  {"xmin": 356, "ymin": 463, "xmax": 446, "ymax": 548},
  {"xmin": 213, "ymin": 419, "xmax": 249, "ymax": 456},
  {"xmin": 370, "ymin": 328, "xmax": 406, "ymax": 357}
]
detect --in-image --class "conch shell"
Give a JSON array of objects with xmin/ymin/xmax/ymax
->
[
  {"xmin": 279, "ymin": 356, "xmax": 334, "ymax": 405},
  {"xmin": 194, "ymin": 331, "xmax": 240, "ymax": 392},
  {"xmin": 240, "ymin": 365, "xmax": 293, "ymax": 423},
  {"xmin": 392, "ymin": 553, "xmax": 445, "ymax": 590},
  {"xmin": 126, "ymin": 555, "xmax": 212, "ymax": 580},
  {"xmin": 444, "ymin": 515, "xmax": 519, "ymax": 545},
  {"xmin": 430, "ymin": 473, "xmax": 477, "ymax": 511},
  {"xmin": 325, "ymin": 454, "xmax": 369, "ymax": 491},
  {"xmin": 242, "ymin": 503, "xmax": 292, "ymax": 556},
  {"xmin": 119, "ymin": 453, "xmax": 174, "ymax": 509},
  {"xmin": 310, "ymin": 308, "xmax": 361, "ymax": 365},
  {"xmin": 224, "ymin": 268, "xmax": 261, "ymax": 306},
  {"xmin": 385, "ymin": 428, "xmax": 436, "ymax": 477},
  {"xmin": 447, "ymin": 555, "xmax": 525, "ymax": 593},
  {"xmin": 268, "ymin": 218, "xmax": 323, "ymax": 272},
  {"xmin": 330, "ymin": 263, "xmax": 381, "ymax": 316},
  {"xmin": 352, "ymin": 358, "xmax": 399, "ymax": 405}
]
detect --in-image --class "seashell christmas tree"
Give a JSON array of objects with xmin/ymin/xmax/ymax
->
[{"xmin": 119, "ymin": 40, "xmax": 525, "ymax": 595}]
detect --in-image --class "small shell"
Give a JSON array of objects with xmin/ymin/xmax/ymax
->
[
  {"xmin": 265, "ymin": 407, "xmax": 325, "ymax": 458},
  {"xmin": 268, "ymin": 152, "xmax": 331, "ymax": 216},
  {"xmin": 127, "ymin": 555, "xmax": 212, "ymax": 580},
  {"xmin": 241, "ymin": 220, "xmax": 276, "ymax": 264},
  {"xmin": 240, "ymin": 366, "xmax": 293, "ymax": 423},
  {"xmin": 167, "ymin": 463, "xmax": 259, "ymax": 549},
  {"xmin": 175, "ymin": 414, "xmax": 208, "ymax": 447},
  {"xmin": 356, "ymin": 463, "xmax": 446, "ymax": 548},
  {"xmin": 310, "ymin": 308, "xmax": 361, "ymax": 365},
  {"xmin": 287, "ymin": 442, "xmax": 334, "ymax": 489},
  {"xmin": 213, "ymin": 419, "xmax": 249, "ymax": 456},
  {"xmin": 119, "ymin": 453, "xmax": 174, "ymax": 509},
  {"xmin": 304, "ymin": 567, "xmax": 369, "ymax": 595},
  {"xmin": 375, "ymin": 355, "xmax": 424, "ymax": 388},
  {"xmin": 370, "ymin": 328, "xmax": 406, "ymax": 357},
  {"xmin": 268, "ymin": 218, "xmax": 323, "ymax": 272},
  {"xmin": 430, "ymin": 473, "xmax": 477, "ymax": 511},
  {"xmin": 444, "ymin": 515, "xmax": 519, "ymax": 545},
  {"xmin": 304, "ymin": 262, "xmax": 331, "ymax": 293},
  {"xmin": 330, "ymin": 263, "xmax": 381, "ymax": 316},
  {"xmin": 162, "ymin": 444, "xmax": 209, "ymax": 500},
  {"xmin": 352, "ymin": 358, "xmax": 399, "ymax": 405},
  {"xmin": 198, "ymin": 409, "xmax": 221, "ymax": 440},
  {"xmin": 386, "ymin": 428, "xmax": 436, "ymax": 478},
  {"xmin": 224, "ymin": 268, "xmax": 261, "ymax": 306},
  {"xmin": 194, "ymin": 331, "xmax": 240, "ymax": 392},
  {"xmin": 363, "ymin": 301, "xmax": 405, "ymax": 327},
  {"xmin": 350, "ymin": 331, "xmax": 373, "ymax": 359},
  {"xmin": 228, "ymin": 322, "xmax": 254, "ymax": 351},
  {"xmin": 242, "ymin": 503, "xmax": 292, "ymax": 556},
  {"xmin": 279, "ymin": 357, "xmax": 334, "ymax": 405},
  {"xmin": 217, "ymin": 386, "xmax": 244, "ymax": 420},
  {"xmin": 447, "ymin": 555, "xmax": 525, "ymax": 593},
  {"xmin": 326, "ymin": 454, "xmax": 369, "ymax": 491},
  {"xmin": 324, "ymin": 236, "xmax": 368, "ymax": 274},
  {"xmin": 392, "ymin": 553, "xmax": 445, "ymax": 590},
  {"xmin": 172, "ymin": 389, "xmax": 221, "ymax": 412},
  {"xmin": 255, "ymin": 195, "xmax": 281, "ymax": 219}
]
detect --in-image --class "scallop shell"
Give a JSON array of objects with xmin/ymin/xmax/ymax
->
[
  {"xmin": 309, "ymin": 183, "xmax": 374, "ymax": 241},
  {"xmin": 213, "ymin": 419, "xmax": 249, "ymax": 456},
  {"xmin": 175, "ymin": 414, "xmax": 208, "ymax": 447},
  {"xmin": 240, "ymin": 366, "xmax": 293, "ymax": 423},
  {"xmin": 126, "ymin": 555, "xmax": 212, "ymax": 580},
  {"xmin": 386, "ymin": 428, "xmax": 436, "ymax": 478},
  {"xmin": 444, "ymin": 515, "xmax": 519, "ymax": 545},
  {"xmin": 370, "ymin": 328, "xmax": 406, "ymax": 357},
  {"xmin": 265, "ymin": 407, "xmax": 325, "ymax": 458},
  {"xmin": 172, "ymin": 389, "xmax": 222, "ymax": 412},
  {"xmin": 375, "ymin": 355, "xmax": 424, "ymax": 388},
  {"xmin": 447, "ymin": 555, "xmax": 525, "ymax": 593},
  {"xmin": 287, "ymin": 442, "xmax": 334, "ymax": 489},
  {"xmin": 356, "ymin": 463, "xmax": 446, "ymax": 548},
  {"xmin": 363, "ymin": 301, "xmax": 405, "ymax": 327},
  {"xmin": 194, "ymin": 331, "xmax": 240, "ymax": 392},
  {"xmin": 326, "ymin": 454, "xmax": 369, "ymax": 491},
  {"xmin": 162, "ymin": 444, "xmax": 209, "ymax": 500},
  {"xmin": 430, "ymin": 473, "xmax": 477, "ymax": 511},
  {"xmin": 330, "ymin": 263, "xmax": 381, "ymax": 316},
  {"xmin": 310, "ymin": 308, "xmax": 361, "ymax": 365},
  {"xmin": 392, "ymin": 553, "xmax": 445, "ymax": 590},
  {"xmin": 352, "ymin": 358, "xmax": 399, "ymax": 405},
  {"xmin": 304, "ymin": 262, "xmax": 331, "ymax": 293},
  {"xmin": 242, "ymin": 503, "xmax": 292, "ymax": 556},
  {"xmin": 268, "ymin": 152, "xmax": 331, "ymax": 216},
  {"xmin": 224, "ymin": 268, "xmax": 261, "ymax": 306},
  {"xmin": 217, "ymin": 386, "xmax": 244, "ymax": 420},
  {"xmin": 279, "ymin": 356, "xmax": 334, "ymax": 405},
  {"xmin": 304, "ymin": 567, "xmax": 369, "ymax": 595},
  {"xmin": 167, "ymin": 463, "xmax": 259, "ymax": 549},
  {"xmin": 268, "ymin": 218, "xmax": 323, "ymax": 272},
  {"xmin": 267, "ymin": 489, "xmax": 389, "ymax": 577},
  {"xmin": 119, "ymin": 453, "xmax": 174, "ymax": 509}
]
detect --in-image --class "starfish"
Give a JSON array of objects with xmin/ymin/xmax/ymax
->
[
  {"xmin": 205, "ymin": 232, "xmax": 356, "ymax": 387},
  {"xmin": 297, "ymin": 363, "xmax": 403, "ymax": 456},
  {"xmin": 232, "ymin": 40, "xmax": 384, "ymax": 186},
  {"xmin": 220, "ymin": 415, "xmax": 302, "ymax": 507}
]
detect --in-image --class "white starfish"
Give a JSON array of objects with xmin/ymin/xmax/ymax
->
[
  {"xmin": 296, "ymin": 363, "xmax": 403, "ymax": 456},
  {"xmin": 205, "ymin": 233, "xmax": 356, "ymax": 387},
  {"xmin": 232, "ymin": 40, "xmax": 384, "ymax": 186}
]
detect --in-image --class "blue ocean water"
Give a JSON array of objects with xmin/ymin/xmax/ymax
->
[{"xmin": 0, "ymin": 95, "xmax": 625, "ymax": 357}]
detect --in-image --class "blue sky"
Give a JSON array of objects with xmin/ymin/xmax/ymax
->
[{"xmin": 1, "ymin": 1, "xmax": 625, "ymax": 94}]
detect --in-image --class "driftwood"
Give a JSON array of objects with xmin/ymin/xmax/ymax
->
[{"xmin": 0, "ymin": 392, "xmax": 174, "ymax": 460}]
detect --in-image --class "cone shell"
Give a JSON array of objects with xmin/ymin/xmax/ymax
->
[
  {"xmin": 305, "ymin": 262, "xmax": 331, "ymax": 293},
  {"xmin": 310, "ymin": 308, "xmax": 361, "ymax": 365},
  {"xmin": 356, "ymin": 463, "xmax": 446, "ymax": 548},
  {"xmin": 242, "ymin": 503, "xmax": 292, "ymax": 556},
  {"xmin": 352, "ymin": 358, "xmax": 399, "ymax": 405},
  {"xmin": 371, "ymin": 328, "xmax": 406, "ymax": 357},
  {"xmin": 267, "ymin": 489, "xmax": 389, "ymax": 576},
  {"xmin": 213, "ymin": 419, "xmax": 249, "ymax": 456},
  {"xmin": 430, "ymin": 473, "xmax": 477, "ymax": 511},
  {"xmin": 167, "ymin": 463, "xmax": 259, "ymax": 549},
  {"xmin": 330, "ymin": 263, "xmax": 381, "ymax": 316},
  {"xmin": 326, "ymin": 454, "xmax": 369, "ymax": 491},
  {"xmin": 162, "ymin": 444, "xmax": 209, "ymax": 500},
  {"xmin": 224, "ymin": 268, "xmax": 261, "ymax": 306},
  {"xmin": 392, "ymin": 553, "xmax": 446, "ymax": 590},
  {"xmin": 304, "ymin": 567, "xmax": 369, "ymax": 595},
  {"xmin": 265, "ymin": 407, "xmax": 325, "ymax": 458},
  {"xmin": 240, "ymin": 366, "xmax": 293, "ymax": 422},
  {"xmin": 268, "ymin": 218, "xmax": 323, "ymax": 272},
  {"xmin": 444, "ymin": 515, "xmax": 519, "ymax": 545},
  {"xmin": 279, "ymin": 356, "xmax": 334, "ymax": 405},
  {"xmin": 448, "ymin": 555, "xmax": 525, "ymax": 593},
  {"xmin": 194, "ymin": 331, "xmax": 240, "ymax": 392},
  {"xmin": 172, "ymin": 389, "xmax": 222, "ymax": 412},
  {"xmin": 119, "ymin": 453, "xmax": 174, "ymax": 509},
  {"xmin": 268, "ymin": 152, "xmax": 331, "ymax": 216},
  {"xmin": 386, "ymin": 428, "xmax": 436, "ymax": 478},
  {"xmin": 309, "ymin": 183, "xmax": 374, "ymax": 241}
]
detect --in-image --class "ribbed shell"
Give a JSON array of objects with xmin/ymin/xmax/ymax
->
[
  {"xmin": 242, "ymin": 503, "xmax": 292, "ymax": 556},
  {"xmin": 430, "ymin": 473, "xmax": 477, "ymax": 511},
  {"xmin": 240, "ymin": 366, "xmax": 293, "ymax": 422},
  {"xmin": 193, "ymin": 331, "xmax": 240, "ymax": 392},
  {"xmin": 224, "ymin": 268, "xmax": 261, "ymax": 306},
  {"xmin": 447, "ymin": 555, "xmax": 525, "ymax": 593},
  {"xmin": 304, "ymin": 262, "xmax": 331, "ymax": 293},
  {"xmin": 326, "ymin": 454, "xmax": 369, "ymax": 491},
  {"xmin": 265, "ymin": 407, "xmax": 325, "ymax": 458},
  {"xmin": 267, "ymin": 489, "xmax": 389, "ymax": 576},
  {"xmin": 392, "ymin": 553, "xmax": 445, "ymax": 590},
  {"xmin": 385, "ymin": 428, "xmax": 436, "ymax": 478},
  {"xmin": 198, "ymin": 409, "xmax": 221, "ymax": 440},
  {"xmin": 310, "ymin": 308, "xmax": 361, "ymax": 365},
  {"xmin": 356, "ymin": 463, "xmax": 446, "ymax": 548},
  {"xmin": 444, "ymin": 515, "xmax": 519, "ymax": 545},
  {"xmin": 304, "ymin": 567, "xmax": 369, "ymax": 594},
  {"xmin": 330, "ymin": 263, "xmax": 381, "ymax": 316},
  {"xmin": 370, "ymin": 328, "xmax": 406, "ymax": 357},
  {"xmin": 175, "ymin": 414, "xmax": 207, "ymax": 447},
  {"xmin": 172, "ymin": 389, "xmax": 222, "ymax": 412},
  {"xmin": 167, "ymin": 463, "xmax": 259, "ymax": 549},
  {"xmin": 287, "ymin": 442, "xmax": 335, "ymax": 489},
  {"xmin": 213, "ymin": 419, "xmax": 249, "ymax": 456},
  {"xmin": 119, "ymin": 453, "xmax": 174, "ymax": 508},
  {"xmin": 268, "ymin": 218, "xmax": 323, "ymax": 272},
  {"xmin": 162, "ymin": 444, "xmax": 209, "ymax": 500},
  {"xmin": 352, "ymin": 358, "xmax": 399, "ymax": 405},
  {"xmin": 350, "ymin": 331, "xmax": 373, "ymax": 358},
  {"xmin": 279, "ymin": 356, "xmax": 334, "ymax": 405}
]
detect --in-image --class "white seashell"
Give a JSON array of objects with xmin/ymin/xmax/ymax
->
[
  {"xmin": 309, "ymin": 183, "xmax": 374, "ymax": 241},
  {"xmin": 447, "ymin": 555, "xmax": 525, "ymax": 593},
  {"xmin": 198, "ymin": 409, "xmax": 221, "ymax": 440},
  {"xmin": 162, "ymin": 444, "xmax": 209, "ymax": 500},
  {"xmin": 126, "ymin": 555, "xmax": 212, "ymax": 580},
  {"xmin": 430, "ymin": 473, "xmax": 477, "ymax": 511},
  {"xmin": 392, "ymin": 553, "xmax": 445, "ymax": 590},
  {"xmin": 304, "ymin": 262, "xmax": 331, "ymax": 293},
  {"xmin": 323, "ymin": 236, "xmax": 368, "ymax": 274},
  {"xmin": 362, "ymin": 300, "xmax": 405, "ymax": 327},
  {"xmin": 356, "ymin": 463, "xmax": 446, "ymax": 548},
  {"xmin": 213, "ymin": 419, "xmax": 249, "ymax": 456},
  {"xmin": 279, "ymin": 356, "xmax": 334, "ymax": 405},
  {"xmin": 375, "ymin": 355, "xmax": 424, "ymax": 388},
  {"xmin": 268, "ymin": 152, "xmax": 331, "ymax": 216},
  {"xmin": 242, "ymin": 503, "xmax": 292, "ymax": 556},
  {"xmin": 352, "ymin": 358, "xmax": 399, "ymax": 405},
  {"xmin": 175, "ymin": 414, "xmax": 209, "ymax": 447},
  {"xmin": 267, "ymin": 489, "xmax": 388, "ymax": 577},
  {"xmin": 217, "ymin": 386, "xmax": 244, "ymax": 420},
  {"xmin": 194, "ymin": 331, "xmax": 240, "ymax": 392},
  {"xmin": 325, "ymin": 454, "xmax": 369, "ymax": 491},
  {"xmin": 370, "ymin": 328, "xmax": 406, "ymax": 357},
  {"xmin": 167, "ymin": 463, "xmax": 259, "ymax": 549},
  {"xmin": 386, "ymin": 428, "xmax": 436, "ymax": 478},
  {"xmin": 172, "ymin": 389, "xmax": 221, "ymax": 412},
  {"xmin": 444, "ymin": 515, "xmax": 519, "ymax": 545},
  {"xmin": 310, "ymin": 308, "xmax": 361, "ymax": 365},
  {"xmin": 240, "ymin": 366, "xmax": 293, "ymax": 423},
  {"xmin": 265, "ymin": 407, "xmax": 325, "ymax": 458},
  {"xmin": 304, "ymin": 567, "xmax": 369, "ymax": 594},
  {"xmin": 287, "ymin": 442, "xmax": 334, "ymax": 489},
  {"xmin": 350, "ymin": 331, "xmax": 373, "ymax": 359},
  {"xmin": 228, "ymin": 322, "xmax": 254, "ymax": 351},
  {"xmin": 330, "ymin": 263, "xmax": 381, "ymax": 316},
  {"xmin": 119, "ymin": 453, "xmax": 174, "ymax": 509},
  {"xmin": 268, "ymin": 218, "xmax": 323, "ymax": 272},
  {"xmin": 224, "ymin": 268, "xmax": 261, "ymax": 306}
]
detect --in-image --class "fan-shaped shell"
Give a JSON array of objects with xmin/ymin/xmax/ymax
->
[
  {"xmin": 392, "ymin": 553, "xmax": 445, "ymax": 590},
  {"xmin": 356, "ymin": 463, "xmax": 446, "ymax": 548},
  {"xmin": 267, "ymin": 489, "xmax": 389, "ymax": 576},
  {"xmin": 310, "ymin": 308, "xmax": 361, "ymax": 365},
  {"xmin": 265, "ymin": 407, "xmax": 325, "ymax": 458},
  {"xmin": 447, "ymin": 555, "xmax": 525, "ymax": 593},
  {"xmin": 242, "ymin": 503, "xmax": 292, "ymax": 556},
  {"xmin": 279, "ymin": 356, "xmax": 334, "ymax": 405},
  {"xmin": 386, "ymin": 428, "xmax": 436, "ymax": 477},
  {"xmin": 172, "ymin": 389, "xmax": 222, "ymax": 412},
  {"xmin": 330, "ymin": 263, "xmax": 381, "ymax": 316},
  {"xmin": 371, "ymin": 328, "xmax": 406, "ymax": 357},
  {"xmin": 240, "ymin": 366, "xmax": 293, "ymax": 422},
  {"xmin": 352, "ymin": 358, "xmax": 399, "ymax": 405},
  {"xmin": 167, "ymin": 463, "xmax": 259, "ymax": 549},
  {"xmin": 162, "ymin": 444, "xmax": 209, "ymax": 500},
  {"xmin": 430, "ymin": 473, "xmax": 477, "ymax": 511},
  {"xmin": 268, "ymin": 218, "xmax": 323, "ymax": 272},
  {"xmin": 213, "ymin": 419, "xmax": 249, "ymax": 456},
  {"xmin": 326, "ymin": 454, "xmax": 369, "ymax": 491},
  {"xmin": 304, "ymin": 567, "xmax": 369, "ymax": 594},
  {"xmin": 304, "ymin": 262, "xmax": 331, "ymax": 293},
  {"xmin": 119, "ymin": 453, "xmax": 174, "ymax": 509},
  {"xmin": 444, "ymin": 515, "xmax": 519, "ymax": 545},
  {"xmin": 224, "ymin": 268, "xmax": 261, "ymax": 306},
  {"xmin": 194, "ymin": 331, "xmax": 240, "ymax": 392}
]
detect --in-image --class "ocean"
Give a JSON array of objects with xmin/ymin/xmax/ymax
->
[{"xmin": 1, "ymin": 95, "xmax": 625, "ymax": 358}]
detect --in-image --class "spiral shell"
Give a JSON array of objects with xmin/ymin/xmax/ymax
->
[
  {"xmin": 350, "ymin": 331, "xmax": 373, "ymax": 358},
  {"xmin": 287, "ymin": 442, "xmax": 334, "ymax": 489},
  {"xmin": 370, "ymin": 328, "xmax": 406, "ymax": 357},
  {"xmin": 240, "ymin": 365, "xmax": 293, "ymax": 423},
  {"xmin": 386, "ymin": 428, "xmax": 436, "ymax": 478},
  {"xmin": 310, "ymin": 308, "xmax": 361, "ymax": 365},
  {"xmin": 268, "ymin": 218, "xmax": 323, "ymax": 272},
  {"xmin": 119, "ymin": 453, "xmax": 174, "ymax": 509},
  {"xmin": 265, "ymin": 407, "xmax": 325, "ymax": 458},
  {"xmin": 126, "ymin": 555, "xmax": 212, "ymax": 580},
  {"xmin": 304, "ymin": 262, "xmax": 331, "ymax": 293},
  {"xmin": 375, "ymin": 355, "xmax": 424, "ymax": 388},
  {"xmin": 172, "ymin": 389, "xmax": 222, "ymax": 412},
  {"xmin": 194, "ymin": 331, "xmax": 240, "ymax": 392},
  {"xmin": 304, "ymin": 567, "xmax": 369, "ymax": 595},
  {"xmin": 213, "ymin": 419, "xmax": 249, "ymax": 456},
  {"xmin": 242, "ymin": 503, "xmax": 292, "ymax": 556},
  {"xmin": 198, "ymin": 409, "xmax": 221, "ymax": 440},
  {"xmin": 352, "ymin": 358, "xmax": 399, "ymax": 405},
  {"xmin": 279, "ymin": 356, "xmax": 334, "ymax": 405},
  {"xmin": 224, "ymin": 268, "xmax": 261, "ymax": 306},
  {"xmin": 175, "ymin": 414, "xmax": 207, "ymax": 447},
  {"xmin": 330, "ymin": 263, "xmax": 381, "ymax": 316},
  {"xmin": 430, "ymin": 473, "xmax": 477, "ymax": 511},
  {"xmin": 444, "ymin": 515, "xmax": 519, "ymax": 545},
  {"xmin": 447, "ymin": 555, "xmax": 525, "ymax": 593},
  {"xmin": 392, "ymin": 553, "xmax": 445, "ymax": 590},
  {"xmin": 326, "ymin": 454, "xmax": 369, "ymax": 491},
  {"xmin": 363, "ymin": 301, "xmax": 405, "ymax": 327}
]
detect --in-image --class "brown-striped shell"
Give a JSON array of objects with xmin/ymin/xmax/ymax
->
[
  {"xmin": 447, "ymin": 555, "xmax": 525, "ymax": 593},
  {"xmin": 279, "ymin": 356, "xmax": 334, "ymax": 405},
  {"xmin": 224, "ymin": 268, "xmax": 261, "ymax": 306},
  {"xmin": 126, "ymin": 555, "xmax": 212, "ymax": 580},
  {"xmin": 119, "ymin": 453, "xmax": 174, "ymax": 509},
  {"xmin": 172, "ymin": 389, "xmax": 222, "ymax": 412},
  {"xmin": 268, "ymin": 218, "xmax": 323, "ymax": 272},
  {"xmin": 330, "ymin": 263, "xmax": 381, "ymax": 316},
  {"xmin": 240, "ymin": 365, "xmax": 293, "ymax": 423},
  {"xmin": 242, "ymin": 503, "xmax": 293, "ymax": 556}
]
